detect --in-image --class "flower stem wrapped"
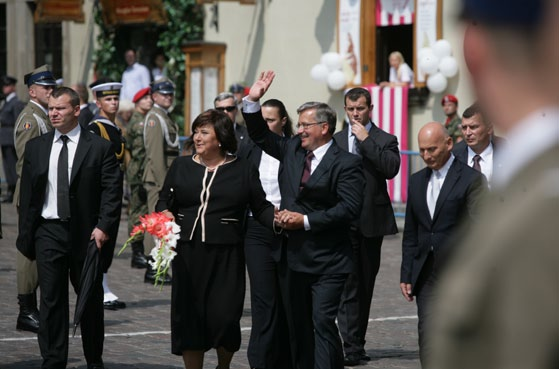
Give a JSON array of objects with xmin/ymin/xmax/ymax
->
[{"xmin": 118, "ymin": 212, "xmax": 181, "ymax": 287}]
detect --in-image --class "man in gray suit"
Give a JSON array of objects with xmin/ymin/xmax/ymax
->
[{"xmin": 430, "ymin": 1, "xmax": 559, "ymax": 368}]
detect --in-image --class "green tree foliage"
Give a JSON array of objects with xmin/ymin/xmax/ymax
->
[
  {"xmin": 159, "ymin": 0, "xmax": 204, "ymax": 130},
  {"xmin": 92, "ymin": 5, "xmax": 120, "ymax": 81}
]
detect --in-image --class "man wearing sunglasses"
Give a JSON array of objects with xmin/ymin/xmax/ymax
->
[{"xmin": 214, "ymin": 92, "xmax": 250, "ymax": 153}]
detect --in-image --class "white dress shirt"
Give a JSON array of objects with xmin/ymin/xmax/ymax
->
[
  {"xmin": 41, "ymin": 125, "xmax": 81, "ymax": 219},
  {"xmin": 302, "ymin": 140, "xmax": 333, "ymax": 230},
  {"xmin": 467, "ymin": 142, "xmax": 494, "ymax": 184},
  {"xmin": 426, "ymin": 154, "xmax": 455, "ymax": 218},
  {"xmin": 347, "ymin": 121, "xmax": 372, "ymax": 155}
]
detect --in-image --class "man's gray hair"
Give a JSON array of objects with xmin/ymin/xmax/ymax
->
[
  {"xmin": 214, "ymin": 92, "xmax": 237, "ymax": 105},
  {"xmin": 297, "ymin": 101, "xmax": 337, "ymax": 135}
]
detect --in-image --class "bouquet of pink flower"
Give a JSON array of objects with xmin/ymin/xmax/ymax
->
[{"xmin": 118, "ymin": 211, "xmax": 180, "ymax": 287}]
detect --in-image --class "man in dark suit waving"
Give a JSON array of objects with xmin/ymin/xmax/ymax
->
[
  {"xmin": 17, "ymin": 87, "xmax": 122, "ymax": 369},
  {"xmin": 333, "ymin": 87, "xmax": 400, "ymax": 365},
  {"xmin": 400, "ymin": 122, "xmax": 485, "ymax": 367},
  {"xmin": 243, "ymin": 71, "xmax": 364, "ymax": 369}
]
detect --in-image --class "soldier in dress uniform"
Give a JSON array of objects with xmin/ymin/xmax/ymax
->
[
  {"xmin": 142, "ymin": 77, "xmax": 179, "ymax": 284},
  {"xmin": 88, "ymin": 79, "xmax": 127, "ymax": 310},
  {"xmin": 441, "ymin": 94, "xmax": 463, "ymax": 143},
  {"xmin": 12, "ymin": 65, "xmax": 57, "ymax": 333},
  {"xmin": 124, "ymin": 87, "xmax": 152, "ymax": 270},
  {"xmin": 0, "ymin": 75, "xmax": 23, "ymax": 203}
]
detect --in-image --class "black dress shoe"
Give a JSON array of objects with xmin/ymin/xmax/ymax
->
[
  {"xmin": 16, "ymin": 293, "xmax": 40, "ymax": 333},
  {"xmin": 87, "ymin": 363, "xmax": 104, "ymax": 369},
  {"xmin": 16, "ymin": 311, "xmax": 40, "ymax": 333},
  {"xmin": 103, "ymin": 300, "xmax": 126, "ymax": 310},
  {"xmin": 144, "ymin": 266, "xmax": 172, "ymax": 285},
  {"xmin": 87, "ymin": 364, "xmax": 105, "ymax": 369},
  {"xmin": 344, "ymin": 352, "xmax": 363, "ymax": 366},
  {"xmin": 131, "ymin": 251, "xmax": 149, "ymax": 269}
]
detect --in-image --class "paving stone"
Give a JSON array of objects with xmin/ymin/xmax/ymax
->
[{"xmin": 0, "ymin": 203, "xmax": 419, "ymax": 368}]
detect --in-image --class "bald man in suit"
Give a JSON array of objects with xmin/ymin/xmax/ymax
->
[{"xmin": 400, "ymin": 122, "xmax": 485, "ymax": 367}]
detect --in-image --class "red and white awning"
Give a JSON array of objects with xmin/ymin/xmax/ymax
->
[{"xmin": 376, "ymin": 0, "xmax": 415, "ymax": 27}]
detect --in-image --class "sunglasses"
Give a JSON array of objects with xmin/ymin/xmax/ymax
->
[{"xmin": 215, "ymin": 106, "xmax": 237, "ymax": 112}]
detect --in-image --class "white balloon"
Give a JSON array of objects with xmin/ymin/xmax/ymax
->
[
  {"xmin": 321, "ymin": 52, "xmax": 344, "ymax": 71},
  {"xmin": 327, "ymin": 70, "xmax": 347, "ymax": 90},
  {"xmin": 310, "ymin": 64, "xmax": 329, "ymax": 82},
  {"xmin": 438, "ymin": 56, "xmax": 459, "ymax": 78},
  {"xmin": 419, "ymin": 53, "xmax": 440, "ymax": 75},
  {"xmin": 426, "ymin": 72, "xmax": 448, "ymax": 93},
  {"xmin": 432, "ymin": 39, "xmax": 452, "ymax": 59},
  {"xmin": 418, "ymin": 47, "xmax": 433, "ymax": 61}
]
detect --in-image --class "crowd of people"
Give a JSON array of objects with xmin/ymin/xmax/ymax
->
[{"xmin": 0, "ymin": 0, "xmax": 557, "ymax": 368}]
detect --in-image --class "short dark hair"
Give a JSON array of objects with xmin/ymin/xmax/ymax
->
[
  {"xmin": 73, "ymin": 83, "xmax": 89, "ymax": 104},
  {"xmin": 51, "ymin": 86, "xmax": 80, "ymax": 107},
  {"xmin": 262, "ymin": 98, "xmax": 294, "ymax": 137},
  {"xmin": 345, "ymin": 87, "xmax": 372, "ymax": 107},
  {"xmin": 462, "ymin": 102, "xmax": 488, "ymax": 125},
  {"xmin": 190, "ymin": 109, "xmax": 238, "ymax": 155},
  {"xmin": 297, "ymin": 101, "xmax": 337, "ymax": 135}
]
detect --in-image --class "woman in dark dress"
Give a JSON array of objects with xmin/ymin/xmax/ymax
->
[{"xmin": 156, "ymin": 109, "xmax": 276, "ymax": 369}]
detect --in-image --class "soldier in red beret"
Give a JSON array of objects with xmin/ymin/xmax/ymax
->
[{"xmin": 441, "ymin": 94, "xmax": 463, "ymax": 143}]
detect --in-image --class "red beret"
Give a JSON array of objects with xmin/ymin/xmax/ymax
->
[
  {"xmin": 441, "ymin": 94, "xmax": 458, "ymax": 106},
  {"xmin": 132, "ymin": 87, "xmax": 151, "ymax": 103}
]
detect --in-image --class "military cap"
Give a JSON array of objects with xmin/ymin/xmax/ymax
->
[
  {"xmin": 1, "ymin": 75, "xmax": 17, "ymax": 86},
  {"xmin": 461, "ymin": 0, "xmax": 544, "ymax": 27},
  {"xmin": 89, "ymin": 78, "xmax": 122, "ymax": 98},
  {"xmin": 23, "ymin": 65, "xmax": 57, "ymax": 87},
  {"xmin": 133, "ymin": 87, "xmax": 151, "ymax": 103},
  {"xmin": 441, "ymin": 94, "xmax": 458, "ymax": 106},
  {"xmin": 151, "ymin": 77, "xmax": 175, "ymax": 95},
  {"xmin": 229, "ymin": 83, "xmax": 245, "ymax": 93}
]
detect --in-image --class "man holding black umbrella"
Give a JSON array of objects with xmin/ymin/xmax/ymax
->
[{"xmin": 16, "ymin": 87, "xmax": 122, "ymax": 369}]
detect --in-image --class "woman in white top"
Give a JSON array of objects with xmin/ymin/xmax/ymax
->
[
  {"xmin": 241, "ymin": 99, "xmax": 295, "ymax": 369},
  {"xmin": 380, "ymin": 51, "xmax": 414, "ymax": 88}
]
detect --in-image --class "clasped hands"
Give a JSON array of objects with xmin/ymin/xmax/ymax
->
[{"xmin": 274, "ymin": 209, "xmax": 304, "ymax": 230}]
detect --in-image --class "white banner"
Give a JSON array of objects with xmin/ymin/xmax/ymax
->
[{"xmin": 338, "ymin": 0, "xmax": 362, "ymax": 85}]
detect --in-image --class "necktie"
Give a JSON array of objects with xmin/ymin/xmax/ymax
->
[
  {"xmin": 300, "ymin": 151, "xmax": 314, "ymax": 191},
  {"xmin": 472, "ymin": 154, "xmax": 482, "ymax": 172},
  {"xmin": 352, "ymin": 135, "xmax": 361, "ymax": 157},
  {"xmin": 427, "ymin": 171, "xmax": 441, "ymax": 219},
  {"xmin": 57, "ymin": 135, "xmax": 70, "ymax": 221}
]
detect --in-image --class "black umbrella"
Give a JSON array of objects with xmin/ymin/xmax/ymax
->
[{"xmin": 73, "ymin": 238, "xmax": 101, "ymax": 337}]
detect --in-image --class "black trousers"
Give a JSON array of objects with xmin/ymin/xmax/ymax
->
[
  {"xmin": 35, "ymin": 220, "xmax": 104, "ymax": 369},
  {"xmin": 415, "ymin": 252, "xmax": 437, "ymax": 368},
  {"xmin": 244, "ymin": 218, "xmax": 292, "ymax": 369},
  {"xmin": 281, "ymin": 258, "xmax": 347, "ymax": 369},
  {"xmin": 337, "ymin": 230, "xmax": 383, "ymax": 354}
]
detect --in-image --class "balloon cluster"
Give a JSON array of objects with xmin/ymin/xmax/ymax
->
[
  {"xmin": 310, "ymin": 52, "xmax": 349, "ymax": 91},
  {"xmin": 418, "ymin": 39, "xmax": 459, "ymax": 93}
]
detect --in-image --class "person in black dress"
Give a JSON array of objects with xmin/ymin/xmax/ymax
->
[{"xmin": 156, "ymin": 109, "xmax": 277, "ymax": 369}]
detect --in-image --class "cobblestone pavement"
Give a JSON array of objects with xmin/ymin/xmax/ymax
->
[{"xmin": 0, "ymin": 202, "xmax": 419, "ymax": 369}]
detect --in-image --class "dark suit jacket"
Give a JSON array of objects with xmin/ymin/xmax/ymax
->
[
  {"xmin": 16, "ymin": 128, "xmax": 122, "ymax": 262},
  {"xmin": 400, "ymin": 158, "xmax": 485, "ymax": 294},
  {"xmin": 235, "ymin": 123, "xmax": 252, "ymax": 155},
  {"xmin": 333, "ymin": 123, "xmax": 399, "ymax": 237},
  {"xmin": 244, "ymin": 111, "xmax": 364, "ymax": 275},
  {"xmin": 452, "ymin": 135, "xmax": 505, "ymax": 175}
]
